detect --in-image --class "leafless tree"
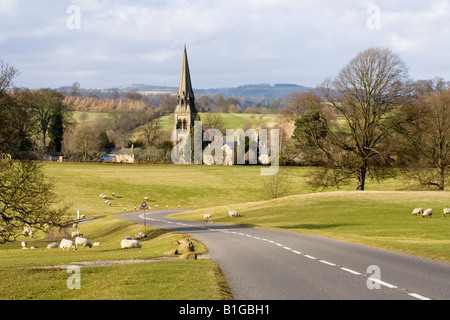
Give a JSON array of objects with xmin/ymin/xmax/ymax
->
[{"xmin": 298, "ymin": 47, "xmax": 410, "ymax": 190}]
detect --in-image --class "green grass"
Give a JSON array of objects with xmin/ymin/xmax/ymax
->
[
  {"xmin": 170, "ymin": 191, "xmax": 450, "ymax": 263},
  {"xmin": 3, "ymin": 162, "xmax": 450, "ymax": 300},
  {"xmin": 0, "ymin": 215, "xmax": 232, "ymax": 300},
  {"xmin": 159, "ymin": 113, "xmax": 278, "ymax": 132}
]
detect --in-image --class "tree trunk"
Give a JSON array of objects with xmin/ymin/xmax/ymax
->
[
  {"xmin": 439, "ymin": 166, "xmax": 445, "ymax": 190},
  {"xmin": 356, "ymin": 165, "xmax": 367, "ymax": 191}
]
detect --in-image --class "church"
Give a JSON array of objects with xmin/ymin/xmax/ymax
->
[{"xmin": 174, "ymin": 46, "xmax": 198, "ymax": 133}]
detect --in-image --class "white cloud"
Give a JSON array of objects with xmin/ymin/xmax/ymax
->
[{"xmin": 2, "ymin": 0, "xmax": 450, "ymax": 89}]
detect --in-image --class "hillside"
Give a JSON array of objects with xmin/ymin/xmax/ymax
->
[{"xmin": 63, "ymin": 83, "xmax": 312, "ymax": 99}]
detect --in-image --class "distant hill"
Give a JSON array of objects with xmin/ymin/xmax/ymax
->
[{"xmin": 63, "ymin": 83, "xmax": 313, "ymax": 99}]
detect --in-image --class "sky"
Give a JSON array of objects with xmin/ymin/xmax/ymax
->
[{"xmin": 0, "ymin": 0, "xmax": 449, "ymax": 90}]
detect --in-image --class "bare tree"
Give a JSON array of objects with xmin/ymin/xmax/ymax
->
[
  {"xmin": 298, "ymin": 48, "xmax": 410, "ymax": 190},
  {"xmin": 0, "ymin": 159, "xmax": 70, "ymax": 244},
  {"xmin": 0, "ymin": 60, "xmax": 20, "ymax": 91},
  {"xmin": 399, "ymin": 87, "xmax": 450, "ymax": 190}
]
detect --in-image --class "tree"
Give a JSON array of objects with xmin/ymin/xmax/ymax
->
[
  {"xmin": 0, "ymin": 60, "xmax": 20, "ymax": 91},
  {"xmin": 399, "ymin": 86, "xmax": 450, "ymax": 190},
  {"xmin": 0, "ymin": 160, "xmax": 69, "ymax": 244},
  {"xmin": 298, "ymin": 47, "xmax": 410, "ymax": 190},
  {"xmin": 28, "ymin": 89, "xmax": 66, "ymax": 151}
]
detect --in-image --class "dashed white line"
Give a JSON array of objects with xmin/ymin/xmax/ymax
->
[
  {"xmin": 408, "ymin": 293, "xmax": 431, "ymax": 300},
  {"xmin": 368, "ymin": 278, "xmax": 397, "ymax": 289},
  {"xmin": 142, "ymin": 216, "xmax": 433, "ymax": 301},
  {"xmin": 319, "ymin": 260, "xmax": 336, "ymax": 267},
  {"xmin": 340, "ymin": 267, "xmax": 361, "ymax": 275}
]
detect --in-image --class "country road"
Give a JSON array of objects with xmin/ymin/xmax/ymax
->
[{"xmin": 118, "ymin": 210, "xmax": 450, "ymax": 300}]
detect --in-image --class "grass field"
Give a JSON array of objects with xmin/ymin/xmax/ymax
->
[
  {"xmin": 1, "ymin": 162, "xmax": 450, "ymax": 300},
  {"xmin": 159, "ymin": 113, "xmax": 278, "ymax": 132}
]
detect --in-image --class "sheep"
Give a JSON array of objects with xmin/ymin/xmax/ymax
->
[
  {"xmin": 80, "ymin": 214, "xmax": 86, "ymax": 219},
  {"xmin": 100, "ymin": 194, "xmax": 107, "ymax": 199},
  {"xmin": 105, "ymin": 200, "xmax": 111, "ymax": 206},
  {"xmin": 72, "ymin": 223, "xmax": 78, "ymax": 229},
  {"xmin": 93, "ymin": 242, "xmax": 102, "ymax": 247},
  {"xmin": 411, "ymin": 208, "xmax": 424, "ymax": 216},
  {"xmin": 23, "ymin": 227, "xmax": 31, "ymax": 237},
  {"xmin": 229, "ymin": 210, "xmax": 240, "ymax": 218},
  {"xmin": 423, "ymin": 208, "xmax": 433, "ymax": 218},
  {"xmin": 121, "ymin": 239, "xmax": 141, "ymax": 249},
  {"xmin": 135, "ymin": 232, "xmax": 146, "ymax": 240},
  {"xmin": 75, "ymin": 237, "xmax": 92, "ymax": 248},
  {"xmin": 203, "ymin": 214, "xmax": 213, "ymax": 223},
  {"xmin": 47, "ymin": 242, "xmax": 58, "ymax": 249},
  {"xmin": 71, "ymin": 231, "xmax": 83, "ymax": 238},
  {"xmin": 21, "ymin": 241, "xmax": 27, "ymax": 249},
  {"xmin": 124, "ymin": 235, "xmax": 132, "ymax": 240},
  {"xmin": 111, "ymin": 193, "xmax": 116, "ymax": 197},
  {"xmin": 444, "ymin": 208, "xmax": 450, "ymax": 217},
  {"xmin": 60, "ymin": 238, "xmax": 77, "ymax": 251}
]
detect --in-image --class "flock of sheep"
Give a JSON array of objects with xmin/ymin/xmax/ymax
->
[
  {"xmin": 411, "ymin": 207, "xmax": 450, "ymax": 218},
  {"xmin": 203, "ymin": 210, "xmax": 241, "ymax": 223}
]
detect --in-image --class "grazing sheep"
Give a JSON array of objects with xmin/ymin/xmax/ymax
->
[
  {"xmin": 100, "ymin": 194, "xmax": 107, "ymax": 199},
  {"xmin": 72, "ymin": 223, "xmax": 78, "ymax": 229},
  {"xmin": 21, "ymin": 241, "xmax": 27, "ymax": 248},
  {"xmin": 111, "ymin": 193, "xmax": 116, "ymax": 197},
  {"xmin": 93, "ymin": 242, "xmax": 102, "ymax": 247},
  {"xmin": 47, "ymin": 242, "xmax": 58, "ymax": 249},
  {"xmin": 80, "ymin": 214, "xmax": 86, "ymax": 219},
  {"xmin": 412, "ymin": 208, "xmax": 424, "ymax": 216},
  {"xmin": 135, "ymin": 232, "xmax": 146, "ymax": 240},
  {"xmin": 423, "ymin": 208, "xmax": 433, "ymax": 218},
  {"xmin": 75, "ymin": 237, "xmax": 92, "ymax": 248},
  {"xmin": 60, "ymin": 238, "xmax": 77, "ymax": 251},
  {"xmin": 203, "ymin": 214, "xmax": 213, "ymax": 223},
  {"xmin": 23, "ymin": 227, "xmax": 31, "ymax": 236},
  {"xmin": 105, "ymin": 200, "xmax": 111, "ymax": 206},
  {"xmin": 121, "ymin": 239, "xmax": 142, "ymax": 249},
  {"xmin": 229, "ymin": 210, "xmax": 240, "ymax": 218},
  {"xmin": 71, "ymin": 231, "xmax": 83, "ymax": 238},
  {"xmin": 444, "ymin": 208, "xmax": 450, "ymax": 217}
]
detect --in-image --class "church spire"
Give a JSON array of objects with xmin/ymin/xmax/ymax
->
[
  {"xmin": 174, "ymin": 46, "xmax": 197, "ymax": 132},
  {"xmin": 177, "ymin": 46, "xmax": 195, "ymax": 112}
]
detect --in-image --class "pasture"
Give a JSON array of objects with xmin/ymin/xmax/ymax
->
[{"xmin": 1, "ymin": 162, "xmax": 449, "ymax": 300}]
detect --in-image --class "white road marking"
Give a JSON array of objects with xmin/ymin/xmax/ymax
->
[
  {"xmin": 368, "ymin": 278, "xmax": 397, "ymax": 289},
  {"xmin": 319, "ymin": 260, "xmax": 336, "ymax": 267},
  {"xmin": 340, "ymin": 267, "xmax": 361, "ymax": 275},
  {"xmin": 408, "ymin": 293, "xmax": 431, "ymax": 300},
  {"xmin": 143, "ymin": 216, "xmax": 434, "ymax": 301}
]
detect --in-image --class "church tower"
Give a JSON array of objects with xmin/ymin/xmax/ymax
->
[{"xmin": 174, "ymin": 46, "xmax": 198, "ymax": 133}]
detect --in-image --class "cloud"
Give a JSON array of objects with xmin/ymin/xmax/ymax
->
[{"xmin": 1, "ymin": 0, "xmax": 449, "ymax": 89}]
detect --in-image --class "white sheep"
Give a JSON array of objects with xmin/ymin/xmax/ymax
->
[
  {"xmin": 135, "ymin": 232, "xmax": 146, "ymax": 240},
  {"xmin": 47, "ymin": 242, "xmax": 58, "ymax": 249},
  {"xmin": 71, "ymin": 231, "xmax": 83, "ymax": 238},
  {"xmin": 111, "ymin": 193, "xmax": 116, "ymax": 197},
  {"xmin": 121, "ymin": 239, "xmax": 142, "ymax": 249},
  {"xmin": 105, "ymin": 200, "xmax": 111, "ymax": 206},
  {"xmin": 444, "ymin": 208, "xmax": 450, "ymax": 217},
  {"xmin": 23, "ymin": 227, "xmax": 31, "ymax": 236},
  {"xmin": 423, "ymin": 208, "xmax": 433, "ymax": 218},
  {"xmin": 60, "ymin": 238, "xmax": 77, "ymax": 251},
  {"xmin": 411, "ymin": 208, "xmax": 424, "ymax": 216},
  {"xmin": 93, "ymin": 242, "xmax": 102, "ymax": 247},
  {"xmin": 75, "ymin": 237, "xmax": 92, "ymax": 248},
  {"xmin": 80, "ymin": 214, "xmax": 86, "ymax": 219},
  {"xmin": 72, "ymin": 223, "xmax": 78, "ymax": 229},
  {"xmin": 203, "ymin": 214, "xmax": 213, "ymax": 223},
  {"xmin": 229, "ymin": 210, "xmax": 240, "ymax": 218},
  {"xmin": 21, "ymin": 241, "xmax": 27, "ymax": 249}
]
